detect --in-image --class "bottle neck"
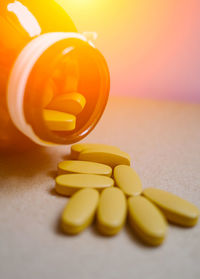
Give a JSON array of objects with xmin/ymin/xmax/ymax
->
[{"xmin": 7, "ymin": 32, "xmax": 110, "ymax": 146}]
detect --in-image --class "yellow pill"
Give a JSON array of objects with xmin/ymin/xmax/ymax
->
[
  {"xmin": 57, "ymin": 160, "xmax": 112, "ymax": 177},
  {"xmin": 55, "ymin": 174, "xmax": 114, "ymax": 196},
  {"xmin": 78, "ymin": 148, "xmax": 131, "ymax": 168},
  {"xmin": 128, "ymin": 196, "xmax": 167, "ymax": 246},
  {"xmin": 61, "ymin": 188, "xmax": 99, "ymax": 234},
  {"xmin": 43, "ymin": 109, "xmax": 76, "ymax": 131},
  {"xmin": 71, "ymin": 143, "xmax": 122, "ymax": 159},
  {"xmin": 114, "ymin": 165, "xmax": 142, "ymax": 196},
  {"xmin": 143, "ymin": 188, "xmax": 200, "ymax": 227},
  {"xmin": 97, "ymin": 187, "xmax": 127, "ymax": 236},
  {"xmin": 47, "ymin": 92, "xmax": 86, "ymax": 115}
]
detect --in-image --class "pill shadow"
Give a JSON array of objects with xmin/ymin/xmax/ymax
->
[
  {"xmin": 52, "ymin": 194, "xmax": 85, "ymax": 238},
  {"xmin": 125, "ymin": 223, "xmax": 161, "ymax": 249},
  {"xmin": 62, "ymin": 154, "xmax": 72, "ymax": 161},
  {"xmin": 53, "ymin": 206, "xmax": 80, "ymax": 238},
  {"xmin": 88, "ymin": 217, "xmax": 132, "ymax": 239},
  {"xmin": 90, "ymin": 221, "xmax": 120, "ymax": 239},
  {"xmin": 90, "ymin": 221, "xmax": 105, "ymax": 238},
  {"xmin": 53, "ymin": 211, "xmax": 106, "ymax": 238},
  {"xmin": 88, "ymin": 220, "xmax": 155, "ymax": 248},
  {"xmin": 0, "ymin": 147, "xmax": 54, "ymax": 179},
  {"xmin": 91, "ymin": 215, "xmax": 158, "ymax": 247},
  {"xmin": 53, "ymin": 213, "xmax": 163, "ymax": 246},
  {"xmin": 54, "ymin": 216, "xmax": 67, "ymax": 236},
  {"xmin": 167, "ymin": 221, "xmax": 195, "ymax": 230},
  {"xmin": 48, "ymin": 188, "xmax": 67, "ymax": 200},
  {"xmin": 54, "ymin": 217, "xmax": 90, "ymax": 238},
  {"xmin": 48, "ymin": 170, "xmax": 57, "ymax": 179}
]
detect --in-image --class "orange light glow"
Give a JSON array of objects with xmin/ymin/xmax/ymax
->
[{"xmin": 56, "ymin": 0, "xmax": 200, "ymax": 102}]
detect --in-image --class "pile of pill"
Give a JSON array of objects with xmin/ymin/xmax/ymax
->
[
  {"xmin": 42, "ymin": 58, "xmax": 86, "ymax": 131},
  {"xmin": 43, "ymin": 92, "xmax": 86, "ymax": 131},
  {"xmin": 53, "ymin": 143, "xmax": 199, "ymax": 246}
]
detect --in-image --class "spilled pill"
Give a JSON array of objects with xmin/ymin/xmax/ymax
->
[
  {"xmin": 78, "ymin": 148, "xmax": 131, "ymax": 168},
  {"xmin": 128, "ymin": 196, "xmax": 167, "ymax": 246},
  {"xmin": 61, "ymin": 188, "xmax": 99, "ymax": 234},
  {"xmin": 43, "ymin": 109, "xmax": 76, "ymax": 131},
  {"xmin": 71, "ymin": 143, "xmax": 122, "ymax": 160},
  {"xmin": 47, "ymin": 92, "xmax": 86, "ymax": 115},
  {"xmin": 50, "ymin": 142, "xmax": 199, "ymax": 244},
  {"xmin": 97, "ymin": 187, "xmax": 127, "ymax": 235},
  {"xmin": 55, "ymin": 174, "xmax": 114, "ymax": 196},
  {"xmin": 114, "ymin": 165, "xmax": 142, "ymax": 196},
  {"xmin": 143, "ymin": 188, "xmax": 200, "ymax": 227},
  {"xmin": 58, "ymin": 160, "xmax": 112, "ymax": 177}
]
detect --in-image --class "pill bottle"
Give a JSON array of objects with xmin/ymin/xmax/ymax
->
[{"xmin": 0, "ymin": 0, "xmax": 110, "ymax": 151}]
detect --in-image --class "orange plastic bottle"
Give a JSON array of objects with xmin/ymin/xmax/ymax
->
[{"xmin": 0, "ymin": 0, "xmax": 110, "ymax": 151}]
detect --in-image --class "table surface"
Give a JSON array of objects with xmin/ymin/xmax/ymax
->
[{"xmin": 0, "ymin": 96, "xmax": 200, "ymax": 279}]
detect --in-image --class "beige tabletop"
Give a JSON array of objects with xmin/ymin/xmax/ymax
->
[{"xmin": 0, "ymin": 96, "xmax": 200, "ymax": 279}]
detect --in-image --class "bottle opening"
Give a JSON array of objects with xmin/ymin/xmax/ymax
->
[
  {"xmin": 24, "ymin": 36, "xmax": 110, "ymax": 145},
  {"xmin": 7, "ymin": 33, "xmax": 110, "ymax": 146}
]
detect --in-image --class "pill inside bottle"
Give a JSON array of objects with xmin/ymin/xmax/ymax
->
[{"xmin": 10, "ymin": 45, "xmax": 109, "ymax": 147}]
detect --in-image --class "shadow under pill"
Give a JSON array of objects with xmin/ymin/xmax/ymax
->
[
  {"xmin": 90, "ymin": 222, "xmax": 121, "ymax": 239},
  {"xmin": 47, "ymin": 170, "xmax": 57, "ymax": 178},
  {"xmin": 48, "ymin": 187, "xmax": 68, "ymax": 200},
  {"xmin": 53, "ymin": 209, "xmax": 83, "ymax": 238},
  {"xmin": 90, "ymin": 222, "xmax": 105, "ymax": 238},
  {"xmin": 167, "ymin": 220, "xmax": 195, "ymax": 230},
  {"xmin": 54, "ymin": 213, "xmax": 67, "ymax": 236},
  {"xmin": 125, "ymin": 223, "xmax": 160, "ymax": 249},
  {"xmin": 62, "ymin": 154, "xmax": 72, "ymax": 161}
]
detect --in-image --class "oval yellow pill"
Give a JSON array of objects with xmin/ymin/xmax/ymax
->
[
  {"xmin": 97, "ymin": 187, "xmax": 127, "ymax": 235},
  {"xmin": 78, "ymin": 148, "xmax": 131, "ymax": 168},
  {"xmin": 61, "ymin": 188, "xmax": 99, "ymax": 234},
  {"xmin": 71, "ymin": 143, "xmax": 122, "ymax": 159},
  {"xmin": 128, "ymin": 196, "xmax": 167, "ymax": 246},
  {"xmin": 55, "ymin": 174, "xmax": 114, "ymax": 196},
  {"xmin": 57, "ymin": 160, "xmax": 112, "ymax": 177},
  {"xmin": 47, "ymin": 92, "xmax": 86, "ymax": 115},
  {"xmin": 43, "ymin": 109, "xmax": 76, "ymax": 131},
  {"xmin": 143, "ymin": 188, "xmax": 200, "ymax": 227},
  {"xmin": 114, "ymin": 165, "xmax": 142, "ymax": 196}
]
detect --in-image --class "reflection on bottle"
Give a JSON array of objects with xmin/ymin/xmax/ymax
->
[{"xmin": 7, "ymin": 1, "xmax": 41, "ymax": 37}]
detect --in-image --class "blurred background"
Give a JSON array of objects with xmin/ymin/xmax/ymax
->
[{"xmin": 56, "ymin": 0, "xmax": 200, "ymax": 102}]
